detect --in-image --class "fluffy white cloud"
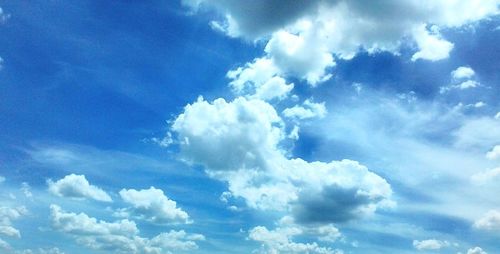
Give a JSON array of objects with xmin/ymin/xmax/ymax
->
[
  {"xmin": 452, "ymin": 66, "xmax": 476, "ymax": 80},
  {"xmin": 184, "ymin": 0, "xmax": 499, "ymax": 85},
  {"xmin": 118, "ymin": 187, "xmax": 190, "ymax": 224},
  {"xmin": 467, "ymin": 247, "xmax": 488, "ymax": 254},
  {"xmin": 486, "ymin": 145, "xmax": 500, "ymax": 160},
  {"xmin": 171, "ymin": 97, "xmax": 392, "ymax": 221},
  {"xmin": 411, "ymin": 25, "xmax": 454, "ymax": 61},
  {"xmin": 50, "ymin": 205, "xmax": 203, "ymax": 254},
  {"xmin": 413, "ymin": 239, "xmax": 450, "ymax": 250},
  {"xmin": 47, "ymin": 174, "xmax": 112, "ymax": 202},
  {"xmin": 248, "ymin": 225, "xmax": 342, "ymax": 254},
  {"xmin": 283, "ymin": 99, "xmax": 327, "ymax": 120},
  {"xmin": 0, "ymin": 206, "xmax": 27, "ymax": 239},
  {"xmin": 473, "ymin": 210, "xmax": 500, "ymax": 231},
  {"xmin": 0, "ymin": 226, "xmax": 20, "ymax": 238},
  {"xmin": 264, "ymin": 29, "xmax": 334, "ymax": 85},
  {"xmin": 227, "ymin": 58, "xmax": 294, "ymax": 101},
  {"xmin": 440, "ymin": 80, "xmax": 480, "ymax": 93}
]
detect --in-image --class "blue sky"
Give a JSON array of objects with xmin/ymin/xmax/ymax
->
[{"xmin": 0, "ymin": 1, "xmax": 500, "ymax": 254}]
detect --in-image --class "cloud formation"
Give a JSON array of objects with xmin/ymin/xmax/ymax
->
[
  {"xmin": 118, "ymin": 187, "xmax": 190, "ymax": 224},
  {"xmin": 48, "ymin": 174, "xmax": 112, "ymax": 202},
  {"xmin": 0, "ymin": 206, "xmax": 27, "ymax": 239},
  {"xmin": 184, "ymin": 0, "xmax": 500, "ymax": 86},
  {"xmin": 473, "ymin": 210, "xmax": 500, "ymax": 231},
  {"xmin": 467, "ymin": 246, "xmax": 488, "ymax": 254},
  {"xmin": 50, "ymin": 205, "xmax": 203, "ymax": 254},
  {"xmin": 413, "ymin": 239, "xmax": 450, "ymax": 250},
  {"xmin": 171, "ymin": 97, "xmax": 392, "ymax": 222}
]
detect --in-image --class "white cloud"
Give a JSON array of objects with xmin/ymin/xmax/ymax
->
[
  {"xmin": 118, "ymin": 187, "xmax": 190, "ymax": 224},
  {"xmin": 0, "ymin": 225, "xmax": 20, "ymax": 238},
  {"xmin": 471, "ymin": 167, "xmax": 500, "ymax": 184},
  {"xmin": 473, "ymin": 101, "xmax": 486, "ymax": 108},
  {"xmin": 283, "ymin": 99, "xmax": 327, "ymax": 120},
  {"xmin": 264, "ymin": 29, "xmax": 335, "ymax": 85},
  {"xmin": 47, "ymin": 174, "xmax": 112, "ymax": 202},
  {"xmin": 17, "ymin": 247, "xmax": 66, "ymax": 254},
  {"xmin": 253, "ymin": 76, "xmax": 295, "ymax": 101},
  {"xmin": 316, "ymin": 224, "xmax": 342, "ymax": 243},
  {"xmin": 411, "ymin": 25, "xmax": 454, "ymax": 61},
  {"xmin": 227, "ymin": 58, "xmax": 294, "ymax": 100},
  {"xmin": 473, "ymin": 210, "xmax": 500, "ymax": 231},
  {"xmin": 467, "ymin": 247, "xmax": 488, "ymax": 254},
  {"xmin": 0, "ymin": 206, "xmax": 27, "ymax": 239},
  {"xmin": 248, "ymin": 225, "xmax": 342, "ymax": 254},
  {"xmin": 486, "ymin": 145, "xmax": 500, "ymax": 160},
  {"xmin": 183, "ymin": 0, "xmax": 499, "ymax": 84},
  {"xmin": 452, "ymin": 66, "xmax": 475, "ymax": 80},
  {"xmin": 171, "ymin": 97, "xmax": 392, "ymax": 221},
  {"xmin": 413, "ymin": 239, "xmax": 450, "ymax": 250},
  {"xmin": 50, "ymin": 204, "xmax": 203, "ymax": 253},
  {"xmin": 459, "ymin": 80, "xmax": 480, "ymax": 89}
]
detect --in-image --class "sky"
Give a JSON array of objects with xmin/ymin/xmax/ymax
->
[{"xmin": 0, "ymin": 1, "xmax": 500, "ymax": 254}]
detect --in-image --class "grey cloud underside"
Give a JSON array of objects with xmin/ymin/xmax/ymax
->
[
  {"xmin": 185, "ymin": 0, "xmax": 322, "ymax": 38},
  {"xmin": 293, "ymin": 186, "xmax": 381, "ymax": 223}
]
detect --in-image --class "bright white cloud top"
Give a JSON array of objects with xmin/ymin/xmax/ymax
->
[
  {"xmin": 48, "ymin": 174, "xmax": 112, "ymax": 202},
  {"xmin": 171, "ymin": 97, "xmax": 392, "ymax": 222},
  {"xmin": 50, "ymin": 205, "xmax": 203, "ymax": 253},
  {"xmin": 118, "ymin": 187, "xmax": 190, "ymax": 224},
  {"xmin": 183, "ymin": 0, "xmax": 500, "ymax": 85}
]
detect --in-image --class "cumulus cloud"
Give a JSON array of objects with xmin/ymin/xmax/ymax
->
[
  {"xmin": 411, "ymin": 25, "xmax": 454, "ymax": 61},
  {"xmin": 413, "ymin": 239, "xmax": 450, "ymax": 250},
  {"xmin": 50, "ymin": 205, "xmax": 203, "ymax": 253},
  {"xmin": 47, "ymin": 174, "xmax": 112, "ymax": 202},
  {"xmin": 452, "ymin": 66, "xmax": 476, "ymax": 80},
  {"xmin": 440, "ymin": 81, "xmax": 478, "ymax": 93},
  {"xmin": 227, "ymin": 58, "xmax": 294, "ymax": 100},
  {"xmin": 118, "ymin": 187, "xmax": 190, "ymax": 224},
  {"xmin": 248, "ymin": 225, "xmax": 342, "ymax": 254},
  {"xmin": 0, "ymin": 206, "xmax": 27, "ymax": 239},
  {"xmin": 473, "ymin": 210, "xmax": 500, "ymax": 231},
  {"xmin": 467, "ymin": 247, "xmax": 488, "ymax": 254},
  {"xmin": 183, "ymin": 0, "xmax": 499, "ymax": 85},
  {"xmin": 283, "ymin": 99, "xmax": 327, "ymax": 120},
  {"xmin": 486, "ymin": 145, "xmax": 500, "ymax": 160},
  {"xmin": 171, "ymin": 96, "xmax": 392, "ymax": 222}
]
